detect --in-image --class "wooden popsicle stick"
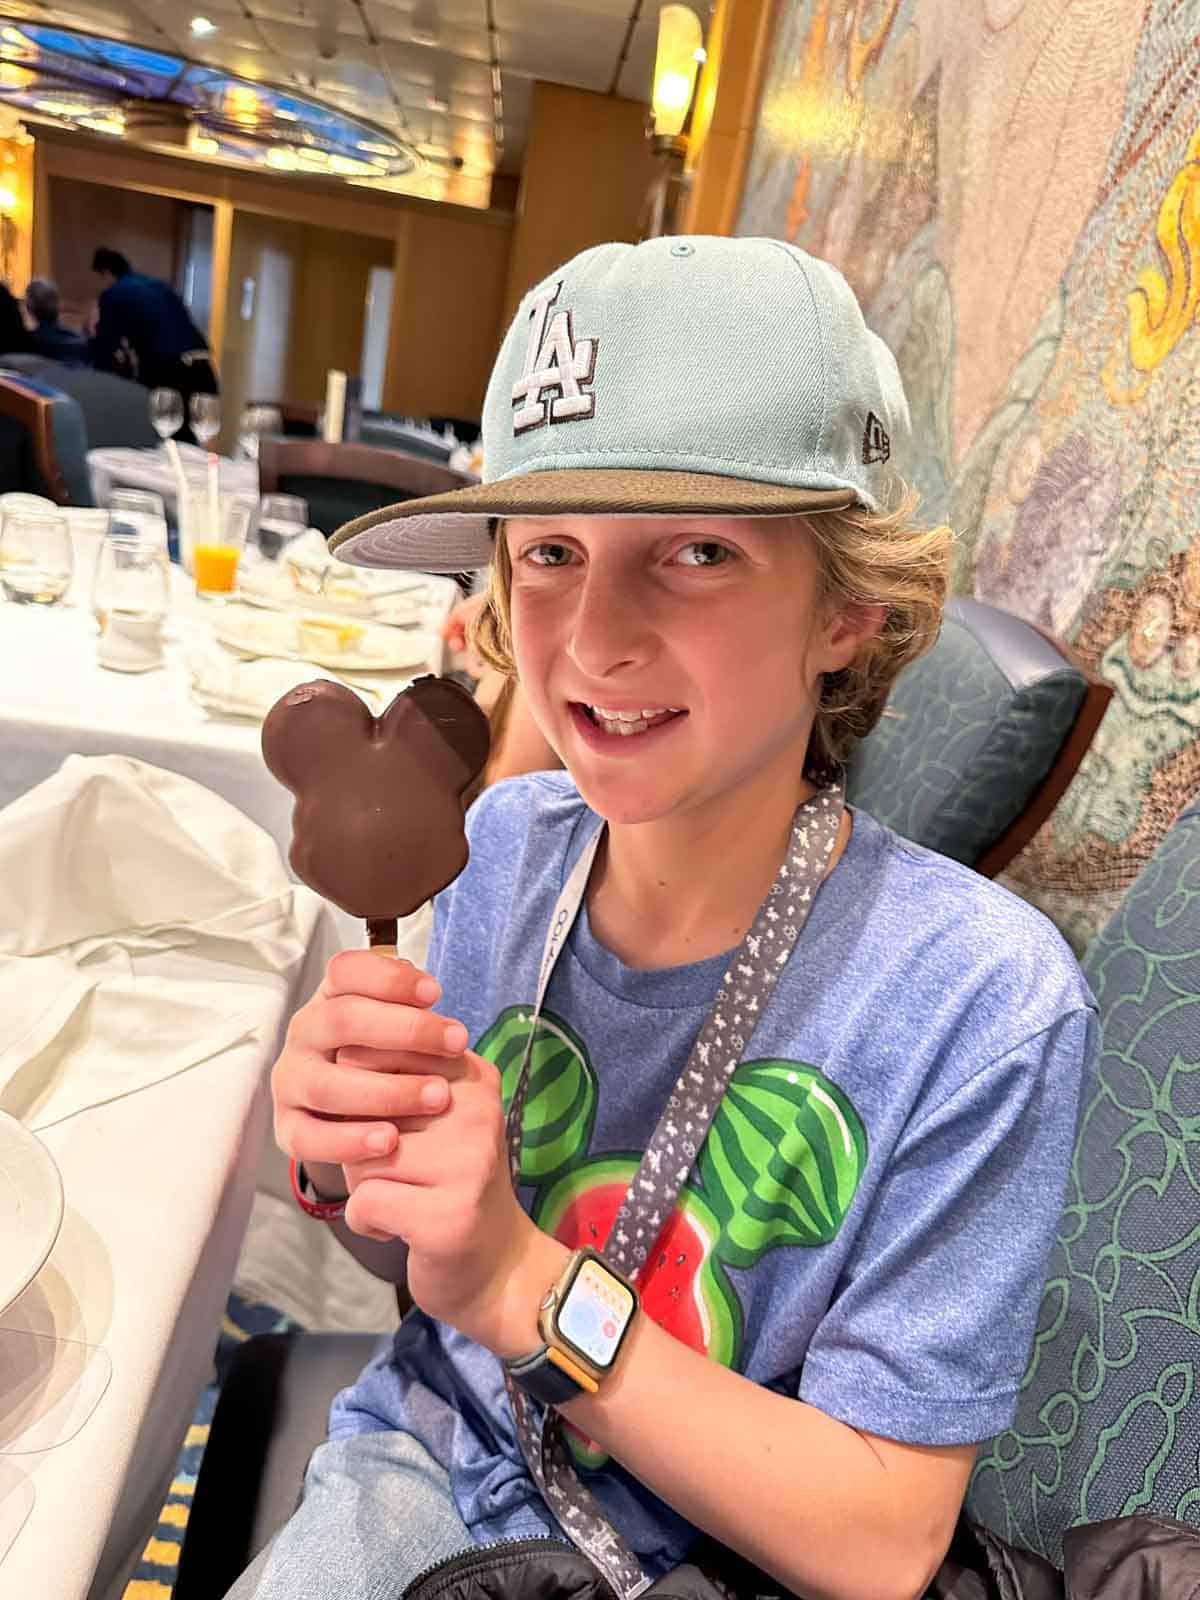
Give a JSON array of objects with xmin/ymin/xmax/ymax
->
[{"xmin": 366, "ymin": 917, "xmax": 399, "ymax": 957}]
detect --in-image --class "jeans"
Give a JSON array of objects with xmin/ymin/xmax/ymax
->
[{"xmin": 224, "ymin": 1431, "xmax": 476, "ymax": 1600}]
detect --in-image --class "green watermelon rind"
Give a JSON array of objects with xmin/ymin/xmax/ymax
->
[
  {"xmin": 699, "ymin": 1058, "xmax": 868, "ymax": 1269},
  {"xmin": 475, "ymin": 1005, "xmax": 597, "ymax": 1184}
]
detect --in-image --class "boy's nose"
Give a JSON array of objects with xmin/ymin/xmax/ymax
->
[{"xmin": 564, "ymin": 567, "xmax": 654, "ymax": 680}]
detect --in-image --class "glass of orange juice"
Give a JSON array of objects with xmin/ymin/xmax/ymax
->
[{"xmin": 193, "ymin": 503, "xmax": 251, "ymax": 602}]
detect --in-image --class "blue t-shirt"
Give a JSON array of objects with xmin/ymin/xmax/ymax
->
[{"xmin": 332, "ymin": 774, "xmax": 1096, "ymax": 1574}]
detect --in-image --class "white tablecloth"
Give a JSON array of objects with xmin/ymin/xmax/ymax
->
[
  {"xmin": 0, "ymin": 889, "xmax": 342, "ymax": 1600},
  {"xmin": 0, "ymin": 564, "xmax": 449, "ymax": 950},
  {"xmin": 88, "ymin": 445, "xmax": 259, "ymax": 515}
]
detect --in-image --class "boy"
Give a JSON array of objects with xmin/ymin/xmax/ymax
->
[{"xmin": 243, "ymin": 237, "xmax": 1095, "ymax": 1600}]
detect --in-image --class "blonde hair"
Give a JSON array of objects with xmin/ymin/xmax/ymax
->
[{"xmin": 472, "ymin": 492, "xmax": 954, "ymax": 782}]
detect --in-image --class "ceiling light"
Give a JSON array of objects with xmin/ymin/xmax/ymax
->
[
  {"xmin": 275, "ymin": 107, "xmax": 299, "ymax": 121},
  {"xmin": 190, "ymin": 17, "xmax": 217, "ymax": 36},
  {"xmin": 80, "ymin": 114, "xmax": 125, "ymax": 135},
  {"xmin": 0, "ymin": 187, "xmax": 17, "ymax": 212},
  {"xmin": 357, "ymin": 139, "xmax": 395, "ymax": 155},
  {"xmin": 33, "ymin": 98, "xmax": 94, "ymax": 118},
  {"xmin": 1, "ymin": 27, "xmax": 26, "ymax": 45},
  {"xmin": 267, "ymin": 147, "xmax": 298, "ymax": 170}
]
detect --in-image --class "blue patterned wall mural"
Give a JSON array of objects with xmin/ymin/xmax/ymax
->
[{"xmin": 738, "ymin": 0, "xmax": 1199, "ymax": 951}]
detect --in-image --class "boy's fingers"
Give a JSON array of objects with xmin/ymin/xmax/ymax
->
[
  {"xmin": 319, "ymin": 949, "xmax": 442, "ymax": 1007},
  {"xmin": 278, "ymin": 1111, "xmax": 401, "ymax": 1167},
  {"xmin": 334, "ymin": 1046, "xmax": 467, "ymax": 1086},
  {"xmin": 293, "ymin": 994, "xmax": 468, "ymax": 1057},
  {"xmin": 294, "ymin": 1056, "xmax": 450, "ymax": 1119}
]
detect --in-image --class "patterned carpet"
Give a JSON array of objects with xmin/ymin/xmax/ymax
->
[{"xmin": 121, "ymin": 1293, "xmax": 303, "ymax": 1600}]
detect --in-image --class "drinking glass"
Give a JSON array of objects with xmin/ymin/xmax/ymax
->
[
  {"xmin": 108, "ymin": 488, "xmax": 169, "ymax": 554},
  {"xmin": 92, "ymin": 532, "xmax": 171, "ymax": 633},
  {"xmin": 236, "ymin": 404, "xmax": 283, "ymax": 463},
  {"xmin": 193, "ymin": 501, "xmax": 251, "ymax": 601},
  {"xmin": 189, "ymin": 393, "xmax": 221, "ymax": 450},
  {"xmin": 149, "ymin": 388, "xmax": 184, "ymax": 442},
  {"xmin": 256, "ymin": 492, "xmax": 308, "ymax": 560},
  {"xmin": 0, "ymin": 512, "xmax": 73, "ymax": 605}
]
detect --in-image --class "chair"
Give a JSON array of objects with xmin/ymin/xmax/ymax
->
[
  {"xmin": 966, "ymin": 796, "xmax": 1200, "ymax": 1561},
  {"xmin": 258, "ymin": 436, "xmax": 473, "ymax": 539},
  {"xmin": 8, "ymin": 358, "xmax": 159, "ymax": 451},
  {"xmin": 356, "ymin": 412, "xmax": 456, "ymax": 463},
  {"xmin": 0, "ymin": 372, "xmax": 93, "ymax": 505},
  {"xmin": 845, "ymin": 597, "xmax": 1112, "ymax": 876},
  {"xmin": 174, "ymin": 798, "xmax": 1200, "ymax": 1594}
]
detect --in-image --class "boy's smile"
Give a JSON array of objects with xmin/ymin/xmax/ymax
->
[{"xmin": 506, "ymin": 514, "xmax": 875, "ymax": 833}]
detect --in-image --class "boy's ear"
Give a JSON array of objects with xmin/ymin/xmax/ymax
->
[{"xmin": 820, "ymin": 601, "xmax": 887, "ymax": 674}]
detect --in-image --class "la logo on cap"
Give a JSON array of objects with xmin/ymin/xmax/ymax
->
[{"xmin": 512, "ymin": 281, "xmax": 598, "ymax": 434}]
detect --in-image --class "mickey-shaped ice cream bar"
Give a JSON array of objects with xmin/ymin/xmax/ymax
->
[{"xmin": 262, "ymin": 675, "xmax": 491, "ymax": 949}]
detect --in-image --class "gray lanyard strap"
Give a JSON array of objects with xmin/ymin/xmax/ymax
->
[{"xmin": 501, "ymin": 782, "xmax": 846, "ymax": 1600}]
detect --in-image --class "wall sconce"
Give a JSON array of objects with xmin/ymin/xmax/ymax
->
[
  {"xmin": 650, "ymin": 4, "xmax": 704, "ymax": 151},
  {"xmin": 644, "ymin": 3, "xmax": 705, "ymax": 237}
]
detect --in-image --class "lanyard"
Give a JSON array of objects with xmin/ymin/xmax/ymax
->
[{"xmin": 502, "ymin": 782, "xmax": 846, "ymax": 1599}]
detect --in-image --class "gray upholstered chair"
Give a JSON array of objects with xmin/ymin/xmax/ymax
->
[
  {"xmin": 7, "ymin": 357, "xmax": 158, "ymax": 450},
  {"xmin": 846, "ymin": 597, "xmax": 1112, "ymax": 876},
  {"xmin": 0, "ymin": 371, "xmax": 93, "ymax": 505},
  {"xmin": 967, "ymin": 796, "xmax": 1200, "ymax": 1560}
]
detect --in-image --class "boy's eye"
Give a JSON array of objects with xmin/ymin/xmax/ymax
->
[
  {"xmin": 525, "ymin": 543, "xmax": 574, "ymax": 567},
  {"xmin": 675, "ymin": 541, "xmax": 732, "ymax": 567}
]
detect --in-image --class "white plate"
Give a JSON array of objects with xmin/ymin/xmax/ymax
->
[
  {"xmin": 237, "ymin": 558, "xmax": 430, "ymax": 625},
  {"xmin": 213, "ymin": 602, "xmax": 436, "ymax": 672},
  {"xmin": 0, "ymin": 1111, "xmax": 64, "ymax": 1318}
]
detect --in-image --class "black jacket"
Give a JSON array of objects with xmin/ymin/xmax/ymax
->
[{"xmin": 394, "ymin": 1517, "xmax": 1200, "ymax": 1600}]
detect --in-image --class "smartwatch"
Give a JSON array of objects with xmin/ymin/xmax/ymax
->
[{"xmin": 505, "ymin": 1247, "xmax": 639, "ymax": 1405}]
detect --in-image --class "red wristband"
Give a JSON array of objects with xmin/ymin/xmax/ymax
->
[{"xmin": 289, "ymin": 1157, "xmax": 349, "ymax": 1222}]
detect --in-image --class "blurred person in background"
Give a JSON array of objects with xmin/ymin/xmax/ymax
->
[
  {"xmin": 90, "ymin": 247, "xmax": 218, "ymax": 436},
  {"xmin": 25, "ymin": 278, "xmax": 89, "ymax": 364},
  {"xmin": 0, "ymin": 281, "xmax": 29, "ymax": 357}
]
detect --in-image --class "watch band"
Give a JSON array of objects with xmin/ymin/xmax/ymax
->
[
  {"xmin": 289, "ymin": 1157, "xmax": 349, "ymax": 1222},
  {"xmin": 505, "ymin": 1341, "xmax": 596, "ymax": 1404}
]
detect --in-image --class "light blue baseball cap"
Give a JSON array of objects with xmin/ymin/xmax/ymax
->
[{"xmin": 332, "ymin": 235, "xmax": 911, "ymax": 571}]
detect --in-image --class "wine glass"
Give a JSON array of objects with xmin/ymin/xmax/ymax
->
[
  {"xmin": 149, "ymin": 388, "xmax": 184, "ymax": 443},
  {"xmin": 0, "ymin": 512, "xmax": 73, "ymax": 605},
  {"xmin": 189, "ymin": 393, "xmax": 221, "ymax": 450}
]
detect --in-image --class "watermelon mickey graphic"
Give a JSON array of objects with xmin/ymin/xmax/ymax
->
[{"xmin": 475, "ymin": 1006, "xmax": 868, "ymax": 1470}]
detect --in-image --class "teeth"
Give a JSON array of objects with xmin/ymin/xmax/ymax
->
[{"xmin": 590, "ymin": 706, "xmax": 680, "ymax": 720}]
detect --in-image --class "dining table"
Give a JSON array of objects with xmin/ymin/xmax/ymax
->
[
  {"xmin": 0, "ymin": 886, "xmax": 342, "ymax": 1600},
  {"xmin": 0, "ymin": 535, "xmax": 456, "ymax": 950},
  {"xmin": 0, "ymin": 520, "xmax": 462, "ymax": 1595}
]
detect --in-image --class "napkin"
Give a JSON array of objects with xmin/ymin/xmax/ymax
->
[
  {"xmin": 0, "ymin": 755, "xmax": 314, "ymax": 1131},
  {"xmin": 187, "ymin": 643, "xmax": 385, "ymax": 719}
]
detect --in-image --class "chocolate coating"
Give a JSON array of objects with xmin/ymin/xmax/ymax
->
[{"xmin": 261, "ymin": 675, "xmax": 491, "ymax": 919}]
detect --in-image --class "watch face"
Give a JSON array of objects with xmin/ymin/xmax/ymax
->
[{"xmin": 558, "ymin": 1257, "xmax": 635, "ymax": 1370}]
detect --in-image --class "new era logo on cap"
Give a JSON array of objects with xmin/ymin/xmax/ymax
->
[
  {"xmin": 512, "ymin": 281, "xmax": 598, "ymax": 434},
  {"xmin": 862, "ymin": 411, "xmax": 890, "ymax": 464}
]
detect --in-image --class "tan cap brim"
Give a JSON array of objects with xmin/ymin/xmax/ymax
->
[{"xmin": 329, "ymin": 469, "xmax": 859, "ymax": 571}]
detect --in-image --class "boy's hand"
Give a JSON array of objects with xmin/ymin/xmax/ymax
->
[
  {"xmin": 343, "ymin": 1039, "xmax": 569, "ymax": 1359},
  {"xmin": 271, "ymin": 950, "xmax": 462, "ymax": 1169}
]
